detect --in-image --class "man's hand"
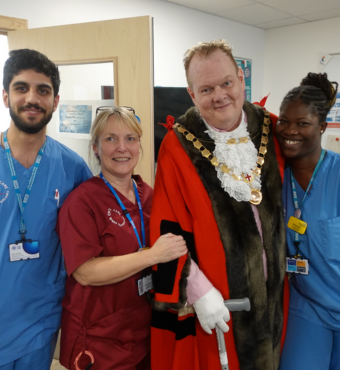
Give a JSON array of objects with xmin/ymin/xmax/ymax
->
[{"xmin": 193, "ymin": 287, "xmax": 230, "ymax": 334}]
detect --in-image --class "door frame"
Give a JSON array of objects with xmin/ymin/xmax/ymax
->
[{"xmin": 0, "ymin": 15, "xmax": 27, "ymax": 35}]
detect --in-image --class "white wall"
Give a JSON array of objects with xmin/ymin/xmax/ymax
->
[
  {"xmin": 1, "ymin": 0, "xmax": 266, "ymax": 102},
  {"xmin": 0, "ymin": 35, "xmax": 9, "ymax": 132},
  {"xmin": 264, "ymin": 16, "xmax": 340, "ymax": 116}
]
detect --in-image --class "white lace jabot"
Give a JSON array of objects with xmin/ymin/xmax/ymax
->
[{"xmin": 203, "ymin": 112, "xmax": 261, "ymax": 202}]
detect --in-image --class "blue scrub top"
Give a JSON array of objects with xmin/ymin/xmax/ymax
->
[
  {"xmin": 283, "ymin": 150, "xmax": 340, "ymax": 330},
  {"xmin": 0, "ymin": 136, "xmax": 92, "ymax": 365}
]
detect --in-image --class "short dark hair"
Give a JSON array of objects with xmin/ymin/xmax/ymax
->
[
  {"xmin": 280, "ymin": 72, "xmax": 338, "ymax": 123},
  {"xmin": 3, "ymin": 49, "xmax": 60, "ymax": 97}
]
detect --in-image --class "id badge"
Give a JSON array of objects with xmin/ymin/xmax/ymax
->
[
  {"xmin": 137, "ymin": 273, "xmax": 153, "ymax": 296},
  {"xmin": 287, "ymin": 216, "xmax": 307, "ymax": 235},
  {"xmin": 286, "ymin": 257, "xmax": 309, "ymax": 275},
  {"xmin": 9, "ymin": 239, "xmax": 40, "ymax": 262}
]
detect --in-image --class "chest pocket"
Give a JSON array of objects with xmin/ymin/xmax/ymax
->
[
  {"xmin": 319, "ymin": 216, "xmax": 340, "ymax": 261},
  {"xmin": 45, "ymin": 188, "xmax": 68, "ymax": 230}
]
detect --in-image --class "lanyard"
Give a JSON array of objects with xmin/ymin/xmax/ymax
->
[
  {"xmin": 3, "ymin": 130, "xmax": 46, "ymax": 239},
  {"xmin": 100, "ymin": 173, "xmax": 146, "ymax": 250},
  {"xmin": 290, "ymin": 149, "xmax": 325, "ymax": 253}
]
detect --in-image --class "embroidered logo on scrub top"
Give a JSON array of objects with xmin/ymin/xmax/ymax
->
[
  {"xmin": 0, "ymin": 181, "xmax": 9, "ymax": 204},
  {"xmin": 107, "ymin": 208, "xmax": 125, "ymax": 227}
]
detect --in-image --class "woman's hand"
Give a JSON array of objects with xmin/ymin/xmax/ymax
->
[{"xmin": 150, "ymin": 233, "xmax": 188, "ymax": 264}]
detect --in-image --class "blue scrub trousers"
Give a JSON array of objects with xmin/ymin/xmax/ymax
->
[
  {"xmin": 279, "ymin": 313, "xmax": 340, "ymax": 370},
  {"xmin": 0, "ymin": 332, "xmax": 58, "ymax": 370}
]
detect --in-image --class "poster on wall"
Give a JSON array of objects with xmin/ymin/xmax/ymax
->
[
  {"xmin": 326, "ymin": 92, "xmax": 340, "ymax": 128},
  {"xmin": 235, "ymin": 58, "xmax": 252, "ymax": 102},
  {"xmin": 59, "ymin": 104, "xmax": 92, "ymax": 134},
  {"xmin": 57, "ymin": 99, "xmax": 114, "ymax": 139}
]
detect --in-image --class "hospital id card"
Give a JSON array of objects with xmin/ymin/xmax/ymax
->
[
  {"xmin": 287, "ymin": 216, "xmax": 307, "ymax": 234},
  {"xmin": 138, "ymin": 274, "xmax": 153, "ymax": 296},
  {"xmin": 286, "ymin": 257, "xmax": 309, "ymax": 275},
  {"xmin": 9, "ymin": 240, "xmax": 40, "ymax": 262}
]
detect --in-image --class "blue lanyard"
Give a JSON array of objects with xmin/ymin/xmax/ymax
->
[
  {"xmin": 3, "ymin": 130, "xmax": 46, "ymax": 239},
  {"xmin": 290, "ymin": 148, "xmax": 326, "ymax": 245},
  {"xmin": 100, "ymin": 173, "xmax": 146, "ymax": 250}
]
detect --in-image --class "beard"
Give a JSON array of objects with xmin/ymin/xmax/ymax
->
[{"xmin": 9, "ymin": 103, "xmax": 53, "ymax": 135}]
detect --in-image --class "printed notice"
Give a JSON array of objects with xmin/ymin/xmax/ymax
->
[{"xmin": 59, "ymin": 104, "xmax": 92, "ymax": 134}]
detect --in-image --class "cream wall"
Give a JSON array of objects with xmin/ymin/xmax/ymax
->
[
  {"xmin": 264, "ymin": 16, "xmax": 340, "ymax": 115},
  {"xmin": 1, "ymin": 0, "xmax": 266, "ymax": 102}
]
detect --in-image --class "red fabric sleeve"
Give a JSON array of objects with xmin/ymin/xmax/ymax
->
[
  {"xmin": 151, "ymin": 132, "xmax": 192, "ymax": 304},
  {"xmin": 57, "ymin": 193, "xmax": 103, "ymax": 276}
]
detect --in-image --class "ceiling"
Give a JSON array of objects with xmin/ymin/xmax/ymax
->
[{"xmin": 161, "ymin": 0, "xmax": 340, "ymax": 29}]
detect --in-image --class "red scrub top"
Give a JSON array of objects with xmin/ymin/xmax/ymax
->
[{"xmin": 57, "ymin": 175, "xmax": 153, "ymax": 370}]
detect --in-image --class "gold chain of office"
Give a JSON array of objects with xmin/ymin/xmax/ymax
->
[{"xmin": 173, "ymin": 110, "xmax": 271, "ymax": 205}]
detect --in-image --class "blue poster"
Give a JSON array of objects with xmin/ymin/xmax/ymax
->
[
  {"xmin": 59, "ymin": 104, "xmax": 92, "ymax": 134},
  {"xmin": 326, "ymin": 92, "xmax": 340, "ymax": 125},
  {"xmin": 235, "ymin": 58, "xmax": 252, "ymax": 102}
]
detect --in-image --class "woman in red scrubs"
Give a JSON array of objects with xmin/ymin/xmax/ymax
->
[{"xmin": 57, "ymin": 106, "xmax": 187, "ymax": 370}]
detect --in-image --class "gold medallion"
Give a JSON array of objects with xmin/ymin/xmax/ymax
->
[
  {"xmin": 249, "ymin": 189, "xmax": 262, "ymax": 205},
  {"xmin": 243, "ymin": 173, "xmax": 254, "ymax": 183}
]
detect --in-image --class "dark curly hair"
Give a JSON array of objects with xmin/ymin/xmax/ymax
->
[
  {"xmin": 280, "ymin": 72, "xmax": 338, "ymax": 123},
  {"xmin": 3, "ymin": 49, "xmax": 60, "ymax": 97}
]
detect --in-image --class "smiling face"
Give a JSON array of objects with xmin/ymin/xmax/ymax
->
[
  {"xmin": 275, "ymin": 100, "xmax": 326, "ymax": 162},
  {"xmin": 187, "ymin": 49, "xmax": 245, "ymax": 131},
  {"xmin": 93, "ymin": 115, "xmax": 141, "ymax": 181},
  {"xmin": 3, "ymin": 69, "xmax": 59, "ymax": 134}
]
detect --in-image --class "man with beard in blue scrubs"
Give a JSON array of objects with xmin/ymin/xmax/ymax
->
[{"xmin": 0, "ymin": 49, "xmax": 92, "ymax": 369}]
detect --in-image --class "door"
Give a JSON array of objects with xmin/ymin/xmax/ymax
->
[{"xmin": 6, "ymin": 16, "xmax": 154, "ymax": 185}]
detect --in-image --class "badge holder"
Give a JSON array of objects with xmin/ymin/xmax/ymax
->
[
  {"xmin": 9, "ymin": 233, "xmax": 40, "ymax": 262},
  {"xmin": 286, "ymin": 255, "xmax": 309, "ymax": 275},
  {"xmin": 137, "ymin": 265, "xmax": 153, "ymax": 296},
  {"xmin": 4, "ymin": 130, "xmax": 45, "ymax": 263},
  {"xmin": 286, "ymin": 218, "xmax": 309, "ymax": 275},
  {"xmin": 287, "ymin": 216, "xmax": 307, "ymax": 235}
]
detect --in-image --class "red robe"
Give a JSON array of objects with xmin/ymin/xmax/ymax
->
[{"xmin": 150, "ymin": 102, "xmax": 288, "ymax": 370}]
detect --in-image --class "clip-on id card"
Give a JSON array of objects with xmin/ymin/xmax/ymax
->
[
  {"xmin": 286, "ymin": 257, "xmax": 309, "ymax": 275},
  {"xmin": 9, "ymin": 239, "xmax": 40, "ymax": 262},
  {"xmin": 137, "ymin": 274, "xmax": 153, "ymax": 296},
  {"xmin": 287, "ymin": 216, "xmax": 307, "ymax": 234}
]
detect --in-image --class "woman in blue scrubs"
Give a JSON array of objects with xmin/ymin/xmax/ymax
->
[{"xmin": 276, "ymin": 72, "xmax": 340, "ymax": 370}]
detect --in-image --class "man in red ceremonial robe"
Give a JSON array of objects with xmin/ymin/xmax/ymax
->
[{"xmin": 150, "ymin": 40, "xmax": 288, "ymax": 370}]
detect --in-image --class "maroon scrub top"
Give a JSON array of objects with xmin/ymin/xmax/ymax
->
[{"xmin": 57, "ymin": 176, "xmax": 153, "ymax": 370}]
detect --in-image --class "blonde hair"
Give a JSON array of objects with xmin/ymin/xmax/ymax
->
[
  {"xmin": 184, "ymin": 39, "xmax": 239, "ymax": 87},
  {"xmin": 89, "ymin": 106, "xmax": 142, "ymax": 172}
]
